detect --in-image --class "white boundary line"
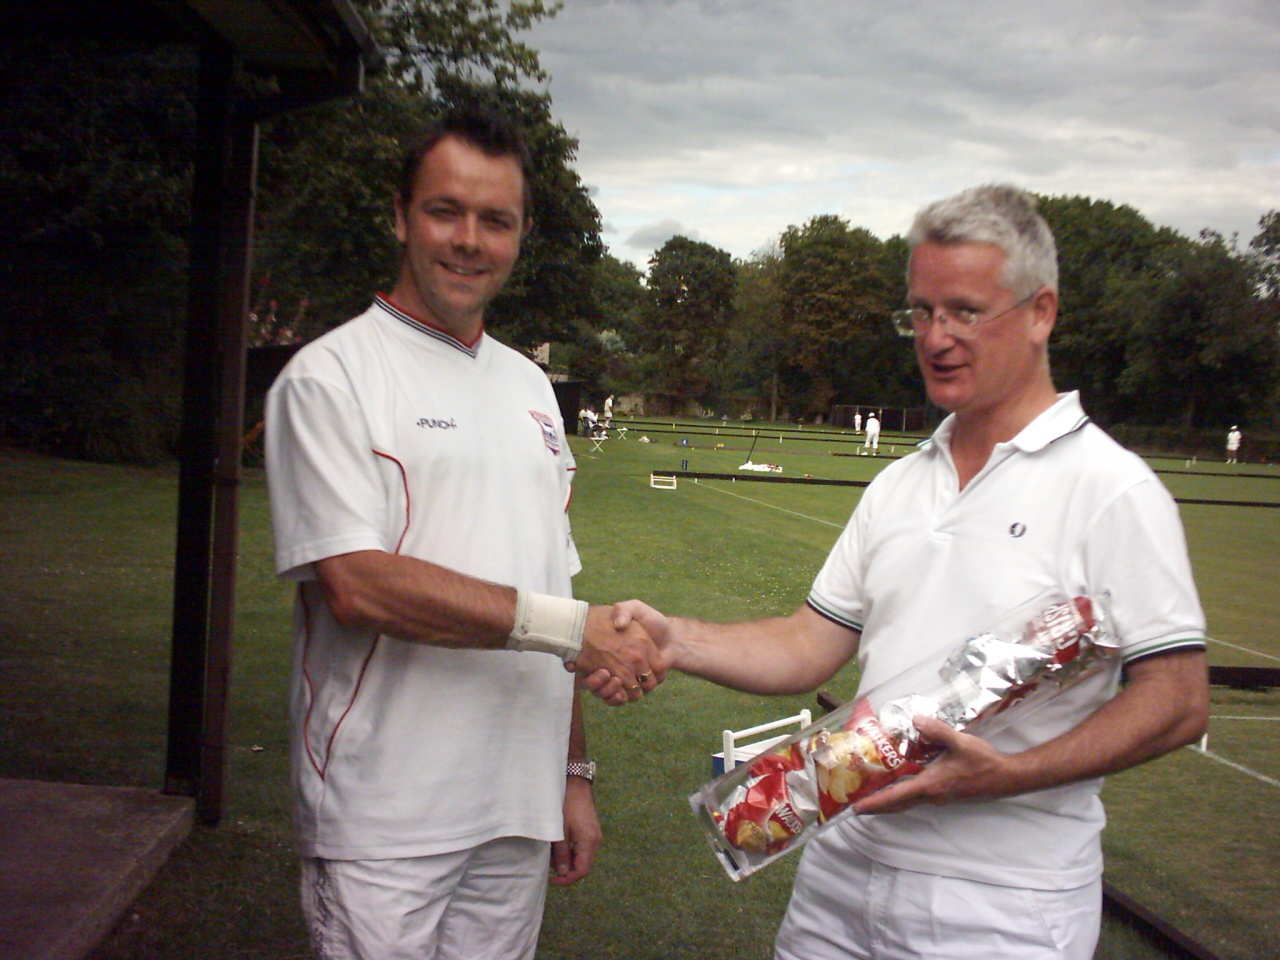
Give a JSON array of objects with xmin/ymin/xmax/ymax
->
[
  {"xmin": 689, "ymin": 477, "xmax": 845, "ymax": 529},
  {"xmin": 1188, "ymin": 745, "xmax": 1280, "ymax": 789},
  {"xmin": 1206, "ymin": 637, "xmax": 1280, "ymax": 663}
]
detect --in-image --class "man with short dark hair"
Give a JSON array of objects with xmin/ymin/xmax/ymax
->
[
  {"xmin": 615, "ymin": 184, "xmax": 1208, "ymax": 959},
  {"xmin": 266, "ymin": 106, "xmax": 662, "ymax": 960}
]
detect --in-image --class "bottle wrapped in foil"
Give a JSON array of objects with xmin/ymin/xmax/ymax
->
[{"xmin": 690, "ymin": 590, "xmax": 1118, "ymax": 881}]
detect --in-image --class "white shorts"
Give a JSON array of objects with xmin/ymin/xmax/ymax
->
[
  {"xmin": 775, "ymin": 839, "xmax": 1101, "ymax": 960},
  {"xmin": 300, "ymin": 837, "xmax": 549, "ymax": 960}
]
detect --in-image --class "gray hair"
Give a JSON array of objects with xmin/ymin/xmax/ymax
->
[{"xmin": 907, "ymin": 184, "xmax": 1058, "ymax": 296}]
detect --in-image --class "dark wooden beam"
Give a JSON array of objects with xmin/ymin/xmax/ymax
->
[{"xmin": 165, "ymin": 37, "xmax": 255, "ymax": 826}]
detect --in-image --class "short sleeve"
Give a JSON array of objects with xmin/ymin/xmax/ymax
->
[
  {"xmin": 1084, "ymin": 478, "xmax": 1206, "ymax": 662},
  {"xmin": 265, "ymin": 373, "xmax": 393, "ymax": 580},
  {"xmin": 807, "ymin": 503, "xmax": 868, "ymax": 633}
]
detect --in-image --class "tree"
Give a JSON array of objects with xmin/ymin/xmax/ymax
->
[
  {"xmin": 557, "ymin": 252, "xmax": 646, "ymax": 395},
  {"xmin": 0, "ymin": 34, "xmax": 196, "ymax": 461},
  {"xmin": 1119, "ymin": 230, "xmax": 1279, "ymax": 427},
  {"xmin": 777, "ymin": 216, "xmax": 911, "ymax": 416},
  {"xmin": 1249, "ymin": 209, "xmax": 1280, "ymax": 300},
  {"xmin": 588, "ymin": 252, "xmax": 646, "ymax": 347},
  {"xmin": 372, "ymin": 0, "xmax": 560, "ymax": 92},
  {"xmin": 730, "ymin": 246, "xmax": 786, "ymax": 421},
  {"xmin": 1040, "ymin": 195, "xmax": 1280, "ymax": 428},
  {"xmin": 638, "ymin": 236, "xmax": 736, "ymax": 407},
  {"xmin": 1037, "ymin": 195, "xmax": 1169, "ymax": 424}
]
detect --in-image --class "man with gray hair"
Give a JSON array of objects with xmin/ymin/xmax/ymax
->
[{"xmin": 612, "ymin": 183, "xmax": 1209, "ymax": 958}]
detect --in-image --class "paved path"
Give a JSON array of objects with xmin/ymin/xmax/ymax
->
[{"xmin": 0, "ymin": 779, "xmax": 193, "ymax": 960}]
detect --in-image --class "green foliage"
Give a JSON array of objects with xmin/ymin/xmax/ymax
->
[
  {"xmin": 1032, "ymin": 196, "xmax": 1280, "ymax": 430},
  {"xmin": 729, "ymin": 247, "xmax": 787, "ymax": 419},
  {"xmin": 0, "ymin": 36, "xmax": 194, "ymax": 462},
  {"xmin": 254, "ymin": 85, "xmax": 409, "ymax": 337},
  {"xmin": 590, "ymin": 252, "xmax": 648, "ymax": 347},
  {"xmin": 367, "ymin": 0, "xmax": 561, "ymax": 91},
  {"xmin": 1248, "ymin": 209, "xmax": 1280, "ymax": 299},
  {"xmin": 1118, "ymin": 229, "xmax": 1279, "ymax": 427},
  {"xmin": 640, "ymin": 236, "xmax": 738, "ymax": 405},
  {"xmin": 1038, "ymin": 195, "xmax": 1168, "ymax": 423},
  {"xmin": 775, "ymin": 216, "xmax": 914, "ymax": 416}
]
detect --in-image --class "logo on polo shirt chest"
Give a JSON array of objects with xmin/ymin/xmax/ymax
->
[
  {"xmin": 1009, "ymin": 522, "xmax": 1027, "ymax": 538},
  {"xmin": 416, "ymin": 416, "xmax": 458, "ymax": 430}
]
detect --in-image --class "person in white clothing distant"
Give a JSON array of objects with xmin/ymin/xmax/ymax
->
[
  {"xmin": 266, "ymin": 106, "xmax": 662, "ymax": 960},
  {"xmin": 608, "ymin": 184, "xmax": 1208, "ymax": 960},
  {"xmin": 863, "ymin": 412, "xmax": 880, "ymax": 454},
  {"xmin": 1225, "ymin": 425, "xmax": 1241, "ymax": 463}
]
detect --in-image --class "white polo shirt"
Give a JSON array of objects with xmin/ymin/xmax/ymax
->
[
  {"xmin": 266, "ymin": 296, "xmax": 580, "ymax": 860},
  {"xmin": 807, "ymin": 391, "xmax": 1205, "ymax": 889}
]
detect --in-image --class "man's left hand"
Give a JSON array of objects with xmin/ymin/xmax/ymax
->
[
  {"xmin": 851, "ymin": 716, "xmax": 1012, "ymax": 815},
  {"xmin": 550, "ymin": 777, "xmax": 601, "ymax": 886}
]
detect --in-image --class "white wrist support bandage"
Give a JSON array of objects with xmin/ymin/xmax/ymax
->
[{"xmin": 507, "ymin": 589, "xmax": 588, "ymax": 661}]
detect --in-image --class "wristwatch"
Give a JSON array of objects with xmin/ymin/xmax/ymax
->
[{"xmin": 566, "ymin": 760, "xmax": 596, "ymax": 783}]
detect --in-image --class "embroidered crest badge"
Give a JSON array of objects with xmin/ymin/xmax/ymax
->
[{"xmin": 529, "ymin": 410, "xmax": 561, "ymax": 455}]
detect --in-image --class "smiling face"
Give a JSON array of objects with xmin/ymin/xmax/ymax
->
[
  {"xmin": 391, "ymin": 134, "xmax": 529, "ymax": 343},
  {"xmin": 908, "ymin": 240, "xmax": 1058, "ymax": 432}
]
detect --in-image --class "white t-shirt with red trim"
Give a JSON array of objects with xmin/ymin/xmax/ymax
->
[
  {"xmin": 266, "ymin": 296, "xmax": 581, "ymax": 860},
  {"xmin": 806, "ymin": 391, "xmax": 1205, "ymax": 890}
]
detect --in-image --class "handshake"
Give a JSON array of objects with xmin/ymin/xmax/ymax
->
[{"xmin": 565, "ymin": 601, "xmax": 671, "ymax": 706}]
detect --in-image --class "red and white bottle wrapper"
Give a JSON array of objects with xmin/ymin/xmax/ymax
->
[{"xmin": 689, "ymin": 590, "xmax": 1118, "ymax": 881}]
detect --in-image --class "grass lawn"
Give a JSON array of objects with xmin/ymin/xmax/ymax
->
[{"xmin": 0, "ymin": 432, "xmax": 1276, "ymax": 959}]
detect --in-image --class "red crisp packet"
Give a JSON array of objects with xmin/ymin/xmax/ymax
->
[
  {"xmin": 810, "ymin": 698, "xmax": 928, "ymax": 821},
  {"xmin": 689, "ymin": 590, "xmax": 1118, "ymax": 881}
]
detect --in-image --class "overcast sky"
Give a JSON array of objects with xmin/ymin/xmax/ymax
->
[{"xmin": 526, "ymin": 0, "xmax": 1279, "ymax": 270}]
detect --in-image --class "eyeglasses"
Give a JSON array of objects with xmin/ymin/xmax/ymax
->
[{"xmin": 891, "ymin": 292, "xmax": 1037, "ymax": 338}]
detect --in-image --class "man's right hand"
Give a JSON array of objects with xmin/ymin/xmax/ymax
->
[{"xmin": 569, "ymin": 605, "xmax": 665, "ymax": 704}]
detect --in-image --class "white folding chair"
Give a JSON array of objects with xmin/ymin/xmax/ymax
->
[{"xmin": 711, "ymin": 709, "xmax": 812, "ymax": 776}]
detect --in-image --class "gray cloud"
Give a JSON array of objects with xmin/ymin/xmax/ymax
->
[
  {"xmin": 529, "ymin": 0, "xmax": 1280, "ymax": 268},
  {"xmin": 623, "ymin": 218, "xmax": 700, "ymax": 253}
]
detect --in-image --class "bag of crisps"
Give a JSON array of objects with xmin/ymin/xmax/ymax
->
[{"xmin": 689, "ymin": 590, "xmax": 1118, "ymax": 880}]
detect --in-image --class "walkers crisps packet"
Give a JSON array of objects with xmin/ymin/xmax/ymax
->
[{"xmin": 689, "ymin": 590, "xmax": 1118, "ymax": 881}]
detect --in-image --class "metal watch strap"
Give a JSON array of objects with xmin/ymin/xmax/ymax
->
[{"xmin": 566, "ymin": 760, "xmax": 596, "ymax": 783}]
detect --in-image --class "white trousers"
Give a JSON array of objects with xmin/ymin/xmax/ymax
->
[
  {"xmin": 775, "ymin": 840, "xmax": 1101, "ymax": 960},
  {"xmin": 300, "ymin": 837, "xmax": 549, "ymax": 960}
]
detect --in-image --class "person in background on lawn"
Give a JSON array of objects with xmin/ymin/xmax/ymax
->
[
  {"xmin": 863, "ymin": 411, "xmax": 880, "ymax": 454},
  {"xmin": 1226, "ymin": 424, "xmax": 1241, "ymax": 464},
  {"xmin": 265, "ymin": 105, "xmax": 662, "ymax": 960},
  {"xmin": 609, "ymin": 183, "xmax": 1208, "ymax": 960}
]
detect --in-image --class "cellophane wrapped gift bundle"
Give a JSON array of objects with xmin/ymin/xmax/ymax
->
[{"xmin": 689, "ymin": 590, "xmax": 1118, "ymax": 880}]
